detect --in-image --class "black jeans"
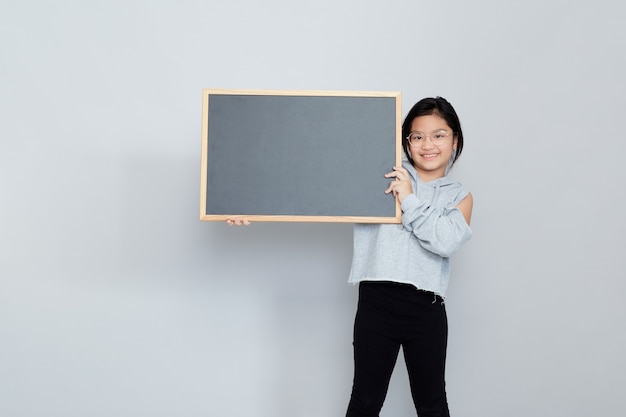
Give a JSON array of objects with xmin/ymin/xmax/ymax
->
[{"xmin": 346, "ymin": 281, "xmax": 450, "ymax": 417}]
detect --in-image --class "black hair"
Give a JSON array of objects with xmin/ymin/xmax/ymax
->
[{"xmin": 402, "ymin": 96, "xmax": 464, "ymax": 168}]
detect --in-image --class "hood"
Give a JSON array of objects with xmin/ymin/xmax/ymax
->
[
  {"xmin": 401, "ymin": 160, "xmax": 457, "ymax": 188},
  {"xmin": 402, "ymin": 160, "xmax": 458, "ymax": 207}
]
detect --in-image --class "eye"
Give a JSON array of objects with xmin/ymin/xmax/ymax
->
[{"xmin": 411, "ymin": 133, "xmax": 423, "ymax": 141}]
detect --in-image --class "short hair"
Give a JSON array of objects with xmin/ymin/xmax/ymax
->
[{"xmin": 402, "ymin": 97, "xmax": 464, "ymax": 168}]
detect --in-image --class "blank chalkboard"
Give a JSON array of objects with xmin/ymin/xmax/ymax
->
[{"xmin": 200, "ymin": 89, "xmax": 402, "ymax": 223}]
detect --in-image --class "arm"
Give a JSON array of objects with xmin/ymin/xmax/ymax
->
[
  {"xmin": 456, "ymin": 192, "xmax": 473, "ymax": 225},
  {"xmin": 385, "ymin": 166, "xmax": 473, "ymax": 256},
  {"xmin": 400, "ymin": 192, "xmax": 473, "ymax": 257}
]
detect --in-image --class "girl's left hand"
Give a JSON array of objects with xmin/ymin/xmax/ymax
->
[
  {"xmin": 384, "ymin": 166, "xmax": 413, "ymax": 203},
  {"xmin": 226, "ymin": 217, "xmax": 251, "ymax": 226}
]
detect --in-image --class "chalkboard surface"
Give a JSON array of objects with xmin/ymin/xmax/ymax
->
[{"xmin": 200, "ymin": 89, "xmax": 402, "ymax": 223}]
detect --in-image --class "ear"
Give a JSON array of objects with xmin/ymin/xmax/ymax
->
[{"xmin": 453, "ymin": 134, "xmax": 458, "ymax": 151}]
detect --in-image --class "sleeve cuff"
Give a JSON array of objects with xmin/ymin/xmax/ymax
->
[{"xmin": 400, "ymin": 193, "xmax": 421, "ymax": 212}]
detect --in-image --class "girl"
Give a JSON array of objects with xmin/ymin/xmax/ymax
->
[
  {"xmin": 227, "ymin": 96, "xmax": 473, "ymax": 417},
  {"xmin": 345, "ymin": 96, "xmax": 472, "ymax": 417}
]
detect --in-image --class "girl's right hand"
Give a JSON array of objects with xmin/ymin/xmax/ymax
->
[{"xmin": 226, "ymin": 217, "xmax": 251, "ymax": 226}]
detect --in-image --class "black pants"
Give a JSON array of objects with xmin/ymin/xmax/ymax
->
[{"xmin": 346, "ymin": 281, "xmax": 450, "ymax": 417}]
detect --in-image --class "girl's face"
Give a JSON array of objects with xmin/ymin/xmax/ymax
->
[{"xmin": 407, "ymin": 114, "xmax": 458, "ymax": 182}]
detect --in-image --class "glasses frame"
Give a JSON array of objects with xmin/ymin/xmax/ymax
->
[{"xmin": 406, "ymin": 130, "xmax": 453, "ymax": 147}]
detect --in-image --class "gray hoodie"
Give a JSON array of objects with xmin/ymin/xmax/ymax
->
[{"xmin": 348, "ymin": 161, "xmax": 472, "ymax": 298}]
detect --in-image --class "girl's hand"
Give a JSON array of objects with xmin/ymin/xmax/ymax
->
[
  {"xmin": 226, "ymin": 217, "xmax": 251, "ymax": 226},
  {"xmin": 384, "ymin": 166, "xmax": 413, "ymax": 203}
]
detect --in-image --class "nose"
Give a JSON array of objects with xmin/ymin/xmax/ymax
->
[{"xmin": 421, "ymin": 135, "xmax": 436, "ymax": 148}]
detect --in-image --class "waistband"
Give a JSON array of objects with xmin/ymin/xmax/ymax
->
[{"xmin": 359, "ymin": 280, "xmax": 443, "ymax": 302}]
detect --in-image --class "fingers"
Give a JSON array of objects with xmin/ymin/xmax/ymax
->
[
  {"xmin": 385, "ymin": 166, "xmax": 408, "ymax": 192},
  {"xmin": 384, "ymin": 166, "xmax": 412, "ymax": 202},
  {"xmin": 385, "ymin": 178, "xmax": 400, "ymax": 195},
  {"xmin": 385, "ymin": 178, "xmax": 402, "ymax": 195},
  {"xmin": 384, "ymin": 166, "xmax": 409, "ymax": 181},
  {"xmin": 226, "ymin": 217, "xmax": 250, "ymax": 226}
]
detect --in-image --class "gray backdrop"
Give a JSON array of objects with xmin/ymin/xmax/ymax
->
[{"xmin": 1, "ymin": 1, "xmax": 625, "ymax": 416}]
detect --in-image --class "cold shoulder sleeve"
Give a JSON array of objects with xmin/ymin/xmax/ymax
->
[{"xmin": 400, "ymin": 192, "xmax": 472, "ymax": 257}]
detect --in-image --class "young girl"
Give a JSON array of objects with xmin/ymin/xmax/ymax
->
[
  {"xmin": 227, "ymin": 96, "xmax": 473, "ymax": 417},
  {"xmin": 345, "ymin": 96, "xmax": 472, "ymax": 417}
]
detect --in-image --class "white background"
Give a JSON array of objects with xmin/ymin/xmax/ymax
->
[{"xmin": 2, "ymin": 1, "xmax": 625, "ymax": 416}]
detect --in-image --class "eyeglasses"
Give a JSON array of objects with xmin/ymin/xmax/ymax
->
[{"xmin": 406, "ymin": 130, "xmax": 452, "ymax": 147}]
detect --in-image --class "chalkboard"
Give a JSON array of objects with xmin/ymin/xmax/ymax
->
[{"xmin": 200, "ymin": 89, "xmax": 402, "ymax": 223}]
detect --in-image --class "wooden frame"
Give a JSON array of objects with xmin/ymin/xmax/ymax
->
[{"xmin": 200, "ymin": 89, "xmax": 402, "ymax": 223}]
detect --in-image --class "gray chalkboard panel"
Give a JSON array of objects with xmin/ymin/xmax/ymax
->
[{"xmin": 200, "ymin": 89, "xmax": 401, "ymax": 223}]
